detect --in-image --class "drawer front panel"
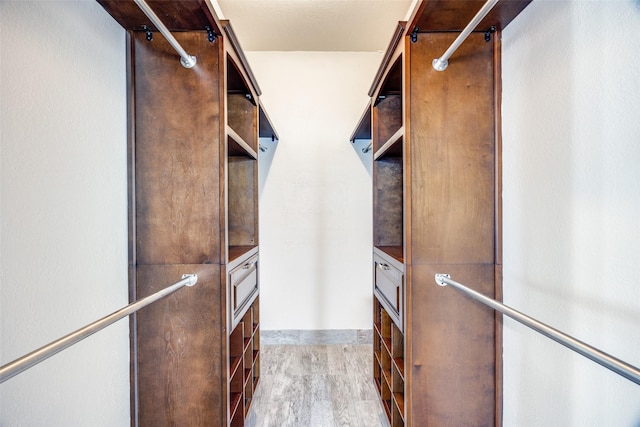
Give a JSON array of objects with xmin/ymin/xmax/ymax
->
[
  {"xmin": 230, "ymin": 255, "xmax": 258, "ymax": 329},
  {"xmin": 374, "ymin": 254, "xmax": 403, "ymax": 331}
]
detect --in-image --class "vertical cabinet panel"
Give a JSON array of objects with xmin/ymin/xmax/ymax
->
[
  {"xmin": 133, "ymin": 32, "xmax": 222, "ymax": 266},
  {"xmin": 409, "ymin": 33, "xmax": 496, "ymax": 265},
  {"xmin": 134, "ymin": 264, "xmax": 223, "ymax": 426},
  {"xmin": 409, "ymin": 264, "xmax": 497, "ymax": 425}
]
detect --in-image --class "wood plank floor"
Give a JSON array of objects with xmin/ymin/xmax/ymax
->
[{"xmin": 245, "ymin": 344, "xmax": 389, "ymax": 427}]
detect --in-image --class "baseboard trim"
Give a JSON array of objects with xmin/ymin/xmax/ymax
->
[{"xmin": 261, "ymin": 329, "xmax": 373, "ymax": 345}]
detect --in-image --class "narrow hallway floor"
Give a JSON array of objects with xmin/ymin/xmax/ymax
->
[{"xmin": 245, "ymin": 344, "xmax": 388, "ymax": 427}]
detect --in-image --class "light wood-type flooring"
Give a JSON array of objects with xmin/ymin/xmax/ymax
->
[{"xmin": 245, "ymin": 344, "xmax": 388, "ymax": 427}]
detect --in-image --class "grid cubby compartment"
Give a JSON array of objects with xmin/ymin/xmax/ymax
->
[
  {"xmin": 229, "ymin": 322, "xmax": 244, "ymax": 427},
  {"xmin": 228, "ymin": 297, "xmax": 260, "ymax": 426},
  {"xmin": 374, "ymin": 296, "xmax": 405, "ymax": 426}
]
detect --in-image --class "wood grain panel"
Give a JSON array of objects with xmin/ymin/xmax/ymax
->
[
  {"xmin": 228, "ymin": 157, "xmax": 257, "ymax": 247},
  {"xmin": 374, "ymin": 158, "xmax": 404, "ymax": 248},
  {"xmin": 408, "ymin": 263, "xmax": 496, "ymax": 426},
  {"xmin": 409, "ymin": 32, "xmax": 495, "ymax": 265},
  {"xmin": 134, "ymin": 264, "xmax": 224, "ymax": 427},
  {"xmin": 227, "ymin": 94, "xmax": 257, "ymax": 151},
  {"xmin": 133, "ymin": 32, "xmax": 222, "ymax": 265}
]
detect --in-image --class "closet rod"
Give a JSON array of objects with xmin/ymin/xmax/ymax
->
[
  {"xmin": 432, "ymin": 0, "xmax": 499, "ymax": 71},
  {"xmin": 435, "ymin": 274, "xmax": 640, "ymax": 385},
  {"xmin": 133, "ymin": 0, "xmax": 197, "ymax": 68},
  {"xmin": 0, "ymin": 274, "xmax": 198, "ymax": 383}
]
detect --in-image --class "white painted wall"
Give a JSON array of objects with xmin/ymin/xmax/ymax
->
[
  {"xmin": 502, "ymin": 1, "xmax": 640, "ymax": 425},
  {"xmin": 0, "ymin": 1, "xmax": 129, "ymax": 425},
  {"xmin": 250, "ymin": 51, "xmax": 378, "ymax": 330}
]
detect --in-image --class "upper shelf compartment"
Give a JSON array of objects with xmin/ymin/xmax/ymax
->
[
  {"xmin": 350, "ymin": 103, "xmax": 372, "ymax": 143},
  {"xmin": 227, "ymin": 56, "xmax": 258, "ymax": 154},
  {"xmin": 373, "ymin": 55, "xmax": 403, "ymax": 156},
  {"xmin": 96, "ymin": 0, "xmax": 218, "ymax": 31},
  {"xmin": 259, "ymin": 103, "xmax": 279, "ymax": 142},
  {"xmin": 408, "ymin": 0, "xmax": 533, "ymax": 33}
]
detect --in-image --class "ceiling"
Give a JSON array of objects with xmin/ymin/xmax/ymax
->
[{"xmin": 214, "ymin": 0, "xmax": 416, "ymax": 52}]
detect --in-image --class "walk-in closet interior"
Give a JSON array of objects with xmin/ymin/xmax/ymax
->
[
  {"xmin": 94, "ymin": 0, "xmax": 535, "ymax": 424},
  {"xmin": 2, "ymin": 0, "xmax": 639, "ymax": 426}
]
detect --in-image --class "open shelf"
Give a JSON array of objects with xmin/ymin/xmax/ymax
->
[
  {"xmin": 228, "ymin": 246, "xmax": 258, "ymax": 263},
  {"xmin": 259, "ymin": 102, "xmax": 279, "ymax": 141},
  {"xmin": 227, "ymin": 131, "xmax": 258, "ymax": 261},
  {"xmin": 350, "ymin": 102, "xmax": 372, "ymax": 142},
  {"xmin": 374, "ymin": 128, "xmax": 403, "ymax": 161},
  {"xmin": 374, "ymin": 246, "xmax": 403, "ymax": 264},
  {"xmin": 228, "ymin": 126, "xmax": 258, "ymax": 159}
]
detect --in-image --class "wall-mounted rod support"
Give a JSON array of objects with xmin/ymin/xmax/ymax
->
[
  {"xmin": 0, "ymin": 274, "xmax": 198, "ymax": 383},
  {"xmin": 432, "ymin": 0, "xmax": 499, "ymax": 71},
  {"xmin": 133, "ymin": 0, "xmax": 197, "ymax": 68},
  {"xmin": 434, "ymin": 274, "xmax": 640, "ymax": 385}
]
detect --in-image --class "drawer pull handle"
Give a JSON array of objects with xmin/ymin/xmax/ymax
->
[{"xmin": 378, "ymin": 263, "xmax": 391, "ymax": 271}]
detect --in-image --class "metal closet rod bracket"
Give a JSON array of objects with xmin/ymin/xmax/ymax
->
[
  {"xmin": 410, "ymin": 26, "xmax": 420, "ymax": 43},
  {"xmin": 133, "ymin": 0, "xmax": 197, "ymax": 68},
  {"xmin": 432, "ymin": 0, "xmax": 500, "ymax": 71},
  {"xmin": 484, "ymin": 26, "xmax": 496, "ymax": 42},
  {"xmin": 206, "ymin": 26, "xmax": 217, "ymax": 43},
  {"xmin": 142, "ymin": 25, "xmax": 153, "ymax": 41}
]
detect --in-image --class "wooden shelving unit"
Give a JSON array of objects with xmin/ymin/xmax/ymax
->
[
  {"xmin": 359, "ymin": 1, "xmax": 533, "ymax": 425},
  {"xmin": 97, "ymin": 2, "xmax": 277, "ymax": 426}
]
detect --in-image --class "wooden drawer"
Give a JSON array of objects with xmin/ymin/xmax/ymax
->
[
  {"xmin": 374, "ymin": 253, "xmax": 404, "ymax": 332},
  {"xmin": 229, "ymin": 254, "xmax": 259, "ymax": 329}
]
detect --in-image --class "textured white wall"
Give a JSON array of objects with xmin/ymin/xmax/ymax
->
[
  {"xmin": 0, "ymin": 1, "xmax": 129, "ymax": 425},
  {"xmin": 249, "ymin": 51, "xmax": 378, "ymax": 330},
  {"xmin": 502, "ymin": 1, "xmax": 640, "ymax": 425}
]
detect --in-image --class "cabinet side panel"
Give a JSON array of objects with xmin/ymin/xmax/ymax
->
[
  {"xmin": 409, "ymin": 32, "xmax": 495, "ymax": 265},
  {"xmin": 133, "ymin": 32, "xmax": 222, "ymax": 265},
  {"xmin": 134, "ymin": 264, "xmax": 223, "ymax": 426},
  {"xmin": 409, "ymin": 264, "xmax": 496, "ymax": 425}
]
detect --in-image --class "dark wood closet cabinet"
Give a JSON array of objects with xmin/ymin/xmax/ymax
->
[
  {"xmin": 351, "ymin": 1, "xmax": 532, "ymax": 425},
  {"xmin": 97, "ymin": 2, "xmax": 276, "ymax": 425}
]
